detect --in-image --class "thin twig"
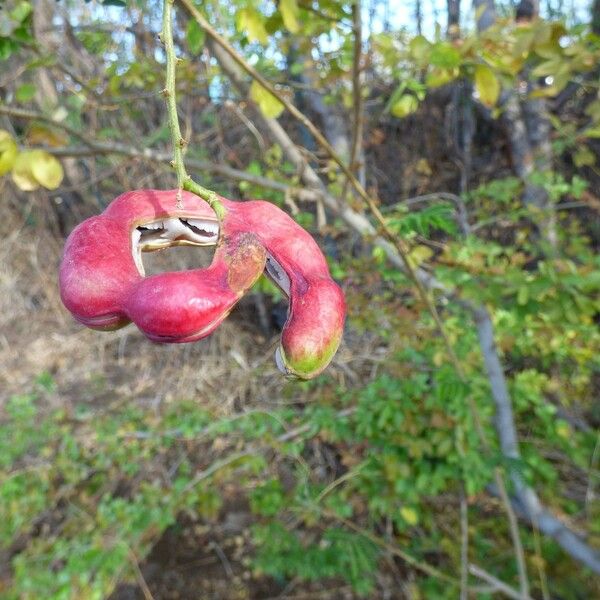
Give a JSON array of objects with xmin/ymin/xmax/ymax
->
[
  {"xmin": 161, "ymin": 0, "xmax": 187, "ymax": 205},
  {"xmin": 321, "ymin": 510, "xmax": 459, "ymax": 585},
  {"xmin": 128, "ymin": 548, "xmax": 155, "ymax": 600},
  {"xmin": 460, "ymin": 491, "xmax": 469, "ymax": 600},
  {"xmin": 160, "ymin": 0, "xmax": 224, "ymax": 217},
  {"xmin": 468, "ymin": 564, "xmax": 533, "ymax": 600},
  {"xmin": 37, "ymin": 142, "xmax": 316, "ymax": 200},
  {"xmin": 493, "ymin": 464, "xmax": 530, "ymax": 598},
  {"xmin": 532, "ymin": 519, "xmax": 551, "ymax": 600},
  {"xmin": 349, "ymin": 0, "xmax": 364, "ymax": 183}
]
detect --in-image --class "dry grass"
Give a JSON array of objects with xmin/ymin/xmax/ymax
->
[{"xmin": 0, "ymin": 192, "xmax": 287, "ymax": 412}]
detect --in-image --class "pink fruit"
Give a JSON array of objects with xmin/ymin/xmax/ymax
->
[
  {"xmin": 59, "ymin": 189, "xmax": 264, "ymax": 342},
  {"xmin": 59, "ymin": 189, "xmax": 345, "ymax": 378},
  {"xmin": 225, "ymin": 201, "xmax": 346, "ymax": 379}
]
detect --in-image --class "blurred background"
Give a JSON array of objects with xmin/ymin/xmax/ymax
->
[{"xmin": 0, "ymin": 0, "xmax": 599, "ymax": 598}]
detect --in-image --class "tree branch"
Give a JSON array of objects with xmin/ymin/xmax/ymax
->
[
  {"xmin": 469, "ymin": 564, "xmax": 532, "ymax": 600},
  {"xmin": 198, "ymin": 12, "xmax": 600, "ymax": 577},
  {"xmin": 349, "ymin": 0, "xmax": 364, "ymax": 181}
]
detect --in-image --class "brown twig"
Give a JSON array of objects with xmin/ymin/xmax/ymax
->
[
  {"xmin": 349, "ymin": 0, "xmax": 364, "ymax": 183},
  {"xmin": 460, "ymin": 491, "xmax": 469, "ymax": 600}
]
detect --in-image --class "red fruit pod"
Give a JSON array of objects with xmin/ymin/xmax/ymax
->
[
  {"xmin": 59, "ymin": 189, "xmax": 345, "ymax": 379},
  {"xmin": 59, "ymin": 189, "xmax": 265, "ymax": 342},
  {"xmin": 125, "ymin": 230, "xmax": 265, "ymax": 342},
  {"xmin": 225, "ymin": 201, "xmax": 346, "ymax": 379}
]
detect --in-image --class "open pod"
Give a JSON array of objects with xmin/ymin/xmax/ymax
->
[
  {"xmin": 59, "ymin": 190, "xmax": 345, "ymax": 379},
  {"xmin": 226, "ymin": 201, "xmax": 346, "ymax": 379},
  {"xmin": 59, "ymin": 189, "xmax": 265, "ymax": 342}
]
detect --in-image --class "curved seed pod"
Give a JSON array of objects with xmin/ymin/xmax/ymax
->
[
  {"xmin": 224, "ymin": 201, "xmax": 346, "ymax": 379},
  {"xmin": 125, "ymin": 231, "xmax": 265, "ymax": 342},
  {"xmin": 59, "ymin": 189, "xmax": 265, "ymax": 341},
  {"xmin": 59, "ymin": 189, "xmax": 345, "ymax": 378}
]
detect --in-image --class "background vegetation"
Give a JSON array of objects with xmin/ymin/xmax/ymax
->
[{"xmin": 0, "ymin": 0, "xmax": 599, "ymax": 597}]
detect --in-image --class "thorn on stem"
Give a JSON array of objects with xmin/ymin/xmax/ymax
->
[{"xmin": 161, "ymin": 88, "xmax": 170, "ymax": 97}]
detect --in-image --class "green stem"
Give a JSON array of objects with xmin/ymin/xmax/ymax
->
[{"xmin": 161, "ymin": 0, "xmax": 225, "ymax": 219}]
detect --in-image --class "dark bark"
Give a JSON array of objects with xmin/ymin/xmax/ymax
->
[
  {"xmin": 447, "ymin": 0, "xmax": 460, "ymax": 34},
  {"xmin": 593, "ymin": 0, "xmax": 600, "ymax": 34},
  {"xmin": 415, "ymin": 0, "xmax": 423, "ymax": 35},
  {"xmin": 516, "ymin": 0, "xmax": 539, "ymax": 21}
]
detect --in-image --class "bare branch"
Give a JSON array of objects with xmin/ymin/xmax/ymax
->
[
  {"xmin": 460, "ymin": 492, "xmax": 469, "ymax": 600},
  {"xmin": 349, "ymin": 0, "xmax": 365, "ymax": 183},
  {"xmin": 203, "ymin": 22, "xmax": 600, "ymax": 576},
  {"xmin": 469, "ymin": 564, "xmax": 532, "ymax": 600}
]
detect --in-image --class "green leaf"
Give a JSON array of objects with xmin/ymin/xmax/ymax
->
[
  {"xmin": 236, "ymin": 8, "xmax": 268, "ymax": 45},
  {"xmin": 10, "ymin": 2, "xmax": 32, "ymax": 23},
  {"xmin": 517, "ymin": 285, "xmax": 529, "ymax": 305},
  {"xmin": 399, "ymin": 506, "xmax": 419, "ymax": 526},
  {"xmin": 280, "ymin": 0, "xmax": 300, "ymax": 34},
  {"xmin": 573, "ymin": 147, "xmax": 595, "ymax": 168},
  {"xmin": 0, "ymin": 130, "xmax": 18, "ymax": 176},
  {"xmin": 12, "ymin": 149, "xmax": 64, "ymax": 190},
  {"xmin": 391, "ymin": 94, "xmax": 419, "ymax": 118},
  {"xmin": 429, "ymin": 42, "xmax": 462, "ymax": 69},
  {"xmin": 0, "ymin": 38, "xmax": 16, "ymax": 61},
  {"xmin": 15, "ymin": 83, "xmax": 36, "ymax": 103},
  {"xmin": 186, "ymin": 19, "xmax": 205, "ymax": 55},
  {"xmin": 426, "ymin": 67, "xmax": 458, "ymax": 88},
  {"xmin": 11, "ymin": 152, "xmax": 39, "ymax": 191},
  {"xmin": 409, "ymin": 35, "xmax": 431, "ymax": 64},
  {"xmin": 250, "ymin": 80, "xmax": 284, "ymax": 118},
  {"xmin": 474, "ymin": 64, "xmax": 500, "ymax": 108},
  {"xmin": 29, "ymin": 150, "xmax": 64, "ymax": 190}
]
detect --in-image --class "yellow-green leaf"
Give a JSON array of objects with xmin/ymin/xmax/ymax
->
[
  {"xmin": 236, "ymin": 8, "xmax": 268, "ymax": 45},
  {"xmin": 474, "ymin": 64, "xmax": 500, "ymax": 108},
  {"xmin": 426, "ymin": 67, "xmax": 459, "ymax": 88},
  {"xmin": 400, "ymin": 506, "xmax": 419, "ymax": 526},
  {"xmin": 29, "ymin": 149, "xmax": 64, "ymax": 190},
  {"xmin": 0, "ymin": 130, "xmax": 18, "ymax": 176},
  {"xmin": 280, "ymin": 0, "xmax": 300, "ymax": 34},
  {"xmin": 583, "ymin": 127, "xmax": 600, "ymax": 139},
  {"xmin": 250, "ymin": 80, "xmax": 284, "ymax": 119},
  {"xmin": 517, "ymin": 285, "xmax": 529, "ymax": 305},
  {"xmin": 408, "ymin": 244, "xmax": 434, "ymax": 268},
  {"xmin": 409, "ymin": 35, "xmax": 431, "ymax": 66},
  {"xmin": 11, "ymin": 152, "xmax": 39, "ymax": 191},
  {"xmin": 555, "ymin": 420, "xmax": 571, "ymax": 440},
  {"xmin": 391, "ymin": 94, "xmax": 419, "ymax": 118},
  {"xmin": 15, "ymin": 83, "xmax": 36, "ymax": 103},
  {"xmin": 573, "ymin": 147, "xmax": 595, "ymax": 168}
]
